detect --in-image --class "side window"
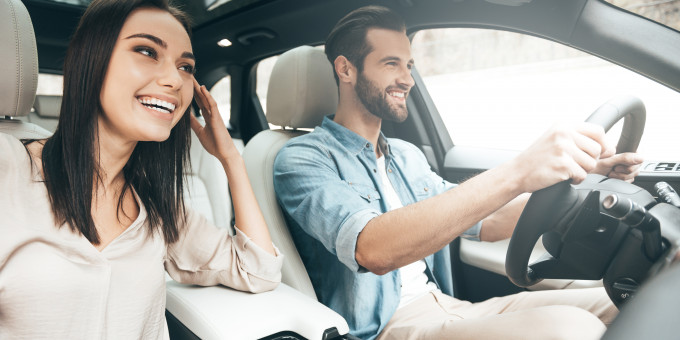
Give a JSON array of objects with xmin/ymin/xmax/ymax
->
[
  {"xmin": 411, "ymin": 28, "xmax": 680, "ymax": 161},
  {"xmin": 37, "ymin": 73, "xmax": 63, "ymax": 95},
  {"xmin": 604, "ymin": 0, "xmax": 680, "ymax": 31},
  {"xmin": 209, "ymin": 75, "xmax": 231, "ymax": 126},
  {"xmin": 256, "ymin": 55, "xmax": 279, "ymax": 115}
]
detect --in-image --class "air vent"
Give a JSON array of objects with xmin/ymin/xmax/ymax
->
[
  {"xmin": 644, "ymin": 162, "xmax": 680, "ymax": 172},
  {"xmin": 655, "ymin": 162, "xmax": 677, "ymax": 171}
]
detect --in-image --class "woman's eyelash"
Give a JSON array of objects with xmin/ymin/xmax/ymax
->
[
  {"xmin": 180, "ymin": 64, "xmax": 196, "ymax": 74},
  {"xmin": 134, "ymin": 46, "xmax": 157, "ymax": 59},
  {"xmin": 134, "ymin": 45, "xmax": 195, "ymax": 74}
]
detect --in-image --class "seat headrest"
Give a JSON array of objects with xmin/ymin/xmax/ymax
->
[
  {"xmin": 34, "ymin": 95, "xmax": 62, "ymax": 118},
  {"xmin": 266, "ymin": 46, "xmax": 338, "ymax": 129},
  {"xmin": 0, "ymin": 0, "xmax": 38, "ymax": 118}
]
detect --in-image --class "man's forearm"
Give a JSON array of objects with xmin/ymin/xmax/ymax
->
[
  {"xmin": 355, "ymin": 161, "xmax": 524, "ymax": 275},
  {"xmin": 480, "ymin": 193, "xmax": 530, "ymax": 242}
]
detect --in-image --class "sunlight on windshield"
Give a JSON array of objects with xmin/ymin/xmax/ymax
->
[{"xmin": 412, "ymin": 28, "xmax": 680, "ymax": 161}]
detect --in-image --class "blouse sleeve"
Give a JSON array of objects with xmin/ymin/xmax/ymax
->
[{"xmin": 164, "ymin": 209, "xmax": 283, "ymax": 293}]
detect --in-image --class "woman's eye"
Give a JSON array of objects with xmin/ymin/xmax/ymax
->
[
  {"xmin": 134, "ymin": 46, "xmax": 157, "ymax": 59},
  {"xmin": 179, "ymin": 64, "xmax": 195, "ymax": 74}
]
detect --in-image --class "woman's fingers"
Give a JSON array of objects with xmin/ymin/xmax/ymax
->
[
  {"xmin": 193, "ymin": 78, "xmax": 211, "ymax": 118},
  {"xmin": 189, "ymin": 113, "xmax": 203, "ymax": 133}
]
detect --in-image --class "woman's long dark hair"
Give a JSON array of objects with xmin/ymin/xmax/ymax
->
[{"xmin": 39, "ymin": 0, "xmax": 192, "ymax": 244}]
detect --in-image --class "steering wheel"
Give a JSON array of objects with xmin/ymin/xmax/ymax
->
[{"xmin": 506, "ymin": 95, "xmax": 646, "ymax": 287}]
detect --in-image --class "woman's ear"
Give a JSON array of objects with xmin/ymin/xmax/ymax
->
[{"xmin": 334, "ymin": 55, "xmax": 355, "ymax": 84}]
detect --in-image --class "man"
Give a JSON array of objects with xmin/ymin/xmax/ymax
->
[{"xmin": 273, "ymin": 6, "xmax": 642, "ymax": 340}]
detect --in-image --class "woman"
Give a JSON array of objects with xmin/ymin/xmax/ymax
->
[{"xmin": 0, "ymin": 0, "xmax": 282, "ymax": 338}]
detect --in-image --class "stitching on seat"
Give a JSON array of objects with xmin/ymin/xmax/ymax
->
[{"xmin": 8, "ymin": 0, "xmax": 20, "ymax": 116}]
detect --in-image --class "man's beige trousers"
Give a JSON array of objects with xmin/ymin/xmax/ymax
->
[{"xmin": 378, "ymin": 287, "xmax": 616, "ymax": 340}]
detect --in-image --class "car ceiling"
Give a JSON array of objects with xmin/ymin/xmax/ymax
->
[{"xmin": 23, "ymin": 0, "xmax": 680, "ymax": 92}]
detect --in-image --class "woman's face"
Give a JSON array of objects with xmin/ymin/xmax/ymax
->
[{"xmin": 99, "ymin": 7, "xmax": 194, "ymax": 143}]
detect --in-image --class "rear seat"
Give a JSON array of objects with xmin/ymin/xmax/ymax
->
[
  {"xmin": 30, "ymin": 95, "xmax": 61, "ymax": 133},
  {"xmin": 25, "ymin": 94, "xmax": 239, "ymax": 231}
]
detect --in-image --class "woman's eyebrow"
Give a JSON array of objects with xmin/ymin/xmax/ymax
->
[
  {"xmin": 125, "ymin": 33, "xmax": 195, "ymax": 61},
  {"xmin": 126, "ymin": 33, "xmax": 166, "ymax": 48},
  {"xmin": 182, "ymin": 52, "xmax": 195, "ymax": 61}
]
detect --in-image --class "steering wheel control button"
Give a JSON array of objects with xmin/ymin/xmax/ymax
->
[{"xmin": 612, "ymin": 278, "xmax": 639, "ymax": 301}]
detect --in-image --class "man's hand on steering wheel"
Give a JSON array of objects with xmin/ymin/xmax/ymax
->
[
  {"xmin": 509, "ymin": 122, "xmax": 610, "ymax": 193},
  {"xmin": 592, "ymin": 148, "xmax": 644, "ymax": 183}
]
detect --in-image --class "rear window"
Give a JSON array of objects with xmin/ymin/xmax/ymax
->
[{"xmin": 37, "ymin": 73, "xmax": 63, "ymax": 96}]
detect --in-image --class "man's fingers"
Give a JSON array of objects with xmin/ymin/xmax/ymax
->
[
  {"xmin": 612, "ymin": 163, "xmax": 640, "ymax": 175},
  {"xmin": 575, "ymin": 123, "xmax": 608, "ymax": 154},
  {"xmin": 571, "ymin": 146, "xmax": 599, "ymax": 174},
  {"xmin": 572, "ymin": 132, "xmax": 603, "ymax": 166}
]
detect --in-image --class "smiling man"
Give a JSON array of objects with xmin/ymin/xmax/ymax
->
[{"xmin": 273, "ymin": 6, "xmax": 642, "ymax": 340}]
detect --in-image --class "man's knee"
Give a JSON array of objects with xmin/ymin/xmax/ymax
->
[{"xmin": 534, "ymin": 305, "xmax": 606, "ymax": 340}]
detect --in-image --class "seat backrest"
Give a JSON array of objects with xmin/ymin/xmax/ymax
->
[
  {"xmin": 242, "ymin": 46, "xmax": 338, "ymax": 299},
  {"xmin": 0, "ymin": 0, "xmax": 51, "ymax": 139},
  {"xmin": 184, "ymin": 120, "xmax": 245, "ymax": 232}
]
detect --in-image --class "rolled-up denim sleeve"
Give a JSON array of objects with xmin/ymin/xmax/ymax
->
[
  {"xmin": 274, "ymin": 140, "xmax": 380, "ymax": 273},
  {"xmin": 461, "ymin": 220, "xmax": 482, "ymax": 241},
  {"xmin": 401, "ymin": 141, "xmax": 483, "ymax": 242}
]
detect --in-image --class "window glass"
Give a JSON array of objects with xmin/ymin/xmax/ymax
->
[
  {"xmin": 210, "ymin": 75, "xmax": 232, "ymax": 126},
  {"xmin": 604, "ymin": 0, "xmax": 680, "ymax": 31},
  {"xmin": 411, "ymin": 28, "xmax": 680, "ymax": 161},
  {"xmin": 36, "ymin": 73, "xmax": 63, "ymax": 96},
  {"xmin": 256, "ymin": 55, "xmax": 279, "ymax": 114}
]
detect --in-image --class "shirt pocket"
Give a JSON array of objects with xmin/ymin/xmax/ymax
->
[
  {"xmin": 411, "ymin": 177, "xmax": 435, "ymax": 201},
  {"xmin": 346, "ymin": 181, "xmax": 382, "ymax": 203}
]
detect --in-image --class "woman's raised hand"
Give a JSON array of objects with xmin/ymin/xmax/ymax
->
[{"xmin": 190, "ymin": 78, "xmax": 240, "ymax": 164}]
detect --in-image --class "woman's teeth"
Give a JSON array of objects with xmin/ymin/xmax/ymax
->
[{"xmin": 138, "ymin": 97, "xmax": 176, "ymax": 114}]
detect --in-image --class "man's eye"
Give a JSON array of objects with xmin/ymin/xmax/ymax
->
[{"xmin": 134, "ymin": 46, "xmax": 157, "ymax": 59}]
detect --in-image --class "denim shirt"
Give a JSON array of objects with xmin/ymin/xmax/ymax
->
[{"xmin": 273, "ymin": 116, "xmax": 482, "ymax": 339}]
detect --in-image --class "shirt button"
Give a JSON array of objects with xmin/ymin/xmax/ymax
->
[
  {"xmin": 373, "ymin": 169, "xmax": 377, "ymax": 173},
  {"xmin": 388, "ymin": 169, "xmax": 392, "ymax": 173},
  {"xmin": 424, "ymin": 187, "xmax": 429, "ymax": 192},
  {"xmin": 365, "ymin": 143, "xmax": 370, "ymax": 148},
  {"xmin": 367, "ymin": 195, "xmax": 371, "ymax": 199}
]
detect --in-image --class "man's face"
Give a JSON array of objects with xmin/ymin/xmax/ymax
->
[{"xmin": 354, "ymin": 28, "xmax": 415, "ymax": 123}]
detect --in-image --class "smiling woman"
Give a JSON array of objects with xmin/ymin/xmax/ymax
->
[{"xmin": 0, "ymin": 0, "xmax": 282, "ymax": 338}]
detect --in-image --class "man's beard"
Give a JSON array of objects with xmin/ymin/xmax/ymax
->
[{"xmin": 355, "ymin": 71, "xmax": 408, "ymax": 123}]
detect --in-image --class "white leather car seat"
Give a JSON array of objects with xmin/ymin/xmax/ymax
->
[
  {"xmin": 242, "ymin": 46, "xmax": 338, "ymax": 299},
  {"xmin": 184, "ymin": 120, "xmax": 244, "ymax": 231},
  {"xmin": 0, "ymin": 0, "xmax": 51, "ymax": 139}
]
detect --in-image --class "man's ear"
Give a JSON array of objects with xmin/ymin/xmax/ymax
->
[{"xmin": 334, "ymin": 55, "xmax": 355, "ymax": 84}]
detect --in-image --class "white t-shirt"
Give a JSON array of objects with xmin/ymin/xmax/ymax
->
[{"xmin": 376, "ymin": 155, "xmax": 438, "ymax": 309}]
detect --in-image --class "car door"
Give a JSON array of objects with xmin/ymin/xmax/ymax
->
[{"xmin": 383, "ymin": 0, "xmax": 680, "ymax": 302}]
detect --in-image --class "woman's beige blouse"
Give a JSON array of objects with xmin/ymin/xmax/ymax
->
[{"xmin": 0, "ymin": 133, "xmax": 283, "ymax": 339}]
